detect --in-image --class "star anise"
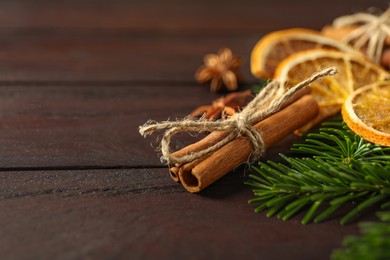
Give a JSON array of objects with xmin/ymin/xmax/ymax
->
[
  {"xmin": 189, "ymin": 89, "xmax": 253, "ymax": 120},
  {"xmin": 195, "ymin": 48, "xmax": 242, "ymax": 93}
]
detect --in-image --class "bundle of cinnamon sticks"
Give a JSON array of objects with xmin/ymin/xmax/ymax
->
[
  {"xmin": 168, "ymin": 89, "xmax": 318, "ymax": 192},
  {"xmin": 139, "ymin": 68, "xmax": 341, "ymax": 193}
]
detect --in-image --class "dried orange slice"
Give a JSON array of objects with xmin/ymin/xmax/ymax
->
[
  {"xmin": 274, "ymin": 49, "xmax": 389, "ymax": 131},
  {"xmin": 250, "ymin": 28, "xmax": 359, "ymax": 79},
  {"xmin": 342, "ymin": 82, "xmax": 390, "ymax": 146}
]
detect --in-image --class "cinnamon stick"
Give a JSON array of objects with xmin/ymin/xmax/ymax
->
[
  {"xmin": 177, "ymin": 94, "xmax": 319, "ymax": 193},
  {"xmin": 139, "ymin": 68, "xmax": 336, "ymax": 193},
  {"xmin": 169, "ymin": 87, "xmax": 310, "ymax": 182},
  {"xmin": 169, "ymin": 166, "xmax": 180, "ymax": 182}
]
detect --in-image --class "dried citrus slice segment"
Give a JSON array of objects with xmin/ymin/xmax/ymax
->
[
  {"xmin": 274, "ymin": 49, "xmax": 390, "ymax": 131},
  {"xmin": 342, "ymin": 82, "xmax": 390, "ymax": 146},
  {"xmin": 251, "ymin": 28, "xmax": 359, "ymax": 79}
]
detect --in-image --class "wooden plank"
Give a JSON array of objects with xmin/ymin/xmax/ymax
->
[
  {"xmin": 0, "ymin": 0, "xmax": 384, "ymax": 31},
  {"xmin": 0, "ymin": 85, "xmax": 216, "ymax": 168},
  {"xmin": 0, "ymin": 1, "xmax": 384, "ymax": 82},
  {"xmin": 0, "ymin": 32, "xmax": 258, "ymax": 82},
  {"xmin": 0, "ymin": 168, "xmax": 179, "ymax": 198},
  {"xmin": 0, "ymin": 85, "xmax": 302, "ymax": 168},
  {"xmin": 0, "ymin": 168, "xmax": 361, "ymax": 259}
]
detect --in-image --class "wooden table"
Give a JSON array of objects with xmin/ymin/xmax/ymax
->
[{"xmin": 0, "ymin": 1, "xmax": 386, "ymax": 259}]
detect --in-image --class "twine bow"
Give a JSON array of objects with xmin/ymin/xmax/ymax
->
[
  {"xmin": 139, "ymin": 67, "xmax": 337, "ymax": 165},
  {"xmin": 333, "ymin": 7, "xmax": 390, "ymax": 63}
]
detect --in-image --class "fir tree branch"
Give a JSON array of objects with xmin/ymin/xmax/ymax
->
[
  {"xmin": 246, "ymin": 122, "xmax": 390, "ymax": 225},
  {"xmin": 331, "ymin": 211, "xmax": 390, "ymax": 260}
]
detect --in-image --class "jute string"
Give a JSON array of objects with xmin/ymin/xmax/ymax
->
[
  {"xmin": 333, "ymin": 7, "xmax": 390, "ymax": 63},
  {"xmin": 139, "ymin": 67, "xmax": 337, "ymax": 165}
]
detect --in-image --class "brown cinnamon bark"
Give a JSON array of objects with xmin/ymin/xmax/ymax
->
[
  {"xmin": 169, "ymin": 87, "xmax": 311, "ymax": 182},
  {"xmin": 169, "ymin": 166, "xmax": 180, "ymax": 182},
  {"xmin": 175, "ymin": 94, "xmax": 319, "ymax": 192}
]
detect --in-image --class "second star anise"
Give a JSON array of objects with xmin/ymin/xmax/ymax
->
[{"xmin": 189, "ymin": 89, "xmax": 253, "ymax": 120}]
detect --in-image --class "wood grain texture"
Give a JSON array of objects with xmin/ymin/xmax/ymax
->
[
  {"xmin": 0, "ymin": 0, "xmax": 386, "ymax": 31},
  {"xmin": 0, "ymin": 84, "xmax": 302, "ymax": 168},
  {"xmin": 0, "ymin": 168, "xmax": 360, "ymax": 260},
  {"xmin": 0, "ymin": 32, "xmax": 258, "ymax": 82},
  {"xmin": 0, "ymin": 85, "xmax": 218, "ymax": 168},
  {"xmin": 0, "ymin": 0, "xmax": 383, "ymax": 259},
  {"xmin": 0, "ymin": 1, "xmax": 385, "ymax": 82}
]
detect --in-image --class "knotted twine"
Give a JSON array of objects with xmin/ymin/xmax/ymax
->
[
  {"xmin": 333, "ymin": 7, "xmax": 390, "ymax": 64},
  {"xmin": 139, "ymin": 67, "xmax": 337, "ymax": 165}
]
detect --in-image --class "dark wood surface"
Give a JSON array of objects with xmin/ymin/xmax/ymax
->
[{"xmin": 0, "ymin": 1, "xmax": 386, "ymax": 259}]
